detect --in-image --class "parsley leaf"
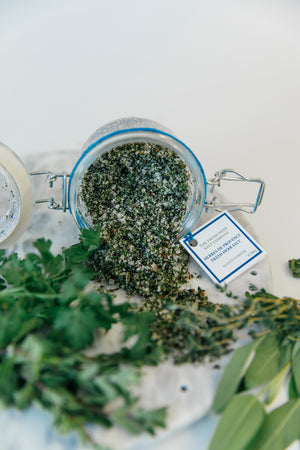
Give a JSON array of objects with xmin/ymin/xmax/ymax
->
[{"xmin": 0, "ymin": 235, "xmax": 166, "ymax": 449}]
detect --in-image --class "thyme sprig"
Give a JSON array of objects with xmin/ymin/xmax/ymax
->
[{"xmin": 138, "ymin": 287, "xmax": 299, "ymax": 364}]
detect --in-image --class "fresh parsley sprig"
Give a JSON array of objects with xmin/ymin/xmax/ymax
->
[{"xmin": 0, "ymin": 231, "xmax": 166, "ymax": 449}]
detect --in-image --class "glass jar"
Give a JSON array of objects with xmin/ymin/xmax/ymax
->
[
  {"xmin": 0, "ymin": 142, "xmax": 34, "ymax": 248},
  {"xmin": 68, "ymin": 117, "xmax": 207, "ymax": 240},
  {"xmin": 0, "ymin": 117, "xmax": 265, "ymax": 248}
]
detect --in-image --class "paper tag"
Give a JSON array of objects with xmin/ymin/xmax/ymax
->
[{"xmin": 180, "ymin": 211, "xmax": 266, "ymax": 285}]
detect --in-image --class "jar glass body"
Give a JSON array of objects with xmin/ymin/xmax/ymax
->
[
  {"xmin": 0, "ymin": 143, "xmax": 34, "ymax": 249},
  {"xmin": 69, "ymin": 118, "xmax": 207, "ymax": 240}
]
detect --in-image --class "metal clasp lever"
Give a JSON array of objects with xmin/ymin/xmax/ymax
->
[
  {"xmin": 30, "ymin": 171, "xmax": 70, "ymax": 212},
  {"xmin": 205, "ymin": 168, "xmax": 265, "ymax": 214}
]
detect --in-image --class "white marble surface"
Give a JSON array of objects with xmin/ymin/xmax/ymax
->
[
  {"xmin": 0, "ymin": 1, "xmax": 300, "ymax": 449},
  {"xmin": 0, "ymin": 150, "xmax": 290, "ymax": 450}
]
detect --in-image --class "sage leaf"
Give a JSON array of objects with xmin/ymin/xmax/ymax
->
[
  {"xmin": 289, "ymin": 374, "xmax": 298, "ymax": 400},
  {"xmin": 292, "ymin": 342, "xmax": 300, "ymax": 358},
  {"xmin": 248, "ymin": 398, "xmax": 300, "ymax": 450},
  {"xmin": 265, "ymin": 364, "xmax": 289, "ymax": 405},
  {"xmin": 209, "ymin": 394, "xmax": 265, "ymax": 450},
  {"xmin": 244, "ymin": 332, "xmax": 281, "ymax": 389},
  {"xmin": 213, "ymin": 338, "xmax": 262, "ymax": 413},
  {"xmin": 278, "ymin": 341, "xmax": 293, "ymax": 369},
  {"xmin": 292, "ymin": 343, "xmax": 300, "ymax": 395}
]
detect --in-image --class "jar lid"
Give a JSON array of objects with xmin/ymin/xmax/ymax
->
[{"xmin": 0, "ymin": 143, "xmax": 34, "ymax": 249}]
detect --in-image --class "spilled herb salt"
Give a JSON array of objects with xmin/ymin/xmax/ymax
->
[
  {"xmin": 80, "ymin": 142, "xmax": 191, "ymax": 298},
  {"xmin": 79, "ymin": 142, "xmax": 241, "ymax": 363},
  {"xmin": 79, "ymin": 143, "xmax": 244, "ymax": 364}
]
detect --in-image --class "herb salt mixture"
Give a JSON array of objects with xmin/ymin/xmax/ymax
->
[
  {"xmin": 0, "ymin": 141, "xmax": 299, "ymax": 449},
  {"xmin": 80, "ymin": 142, "xmax": 191, "ymax": 298},
  {"xmin": 79, "ymin": 143, "xmax": 245, "ymax": 364}
]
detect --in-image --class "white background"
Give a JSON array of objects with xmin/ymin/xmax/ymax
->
[
  {"xmin": 0, "ymin": 1, "xmax": 299, "ymax": 449},
  {"xmin": 1, "ymin": 0, "xmax": 300, "ymax": 299},
  {"xmin": 1, "ymin": 0, "xmax": 300, "ymax": 298}
]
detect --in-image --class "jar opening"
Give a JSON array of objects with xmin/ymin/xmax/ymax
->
[{"xmin": 69, "ymin": 126, "xmax": 207, "ymax": 240}]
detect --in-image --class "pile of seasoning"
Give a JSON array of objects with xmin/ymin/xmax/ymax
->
[
  {"xmin": 138, "ymin": 287, "xmax": 235, "ymax": 364},
  {"xmin": 80, "ymin": 142, "xmax": 191, "ymax": 299},
  {"xmin": 79, "ymin": 141, "xmax": 233, "ymax": 363}
]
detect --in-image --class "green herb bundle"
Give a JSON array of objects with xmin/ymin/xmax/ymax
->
[
  {"xmin": 0, "ymin": 228, "xmax": 299, "ymax": 450},
  {"xmin": 0, "ymin": 231, "xmax": 166, "ymax": 449},
  {"xmin": 209, "ymin": 290, "xmax": 300, "ymax": 450}
]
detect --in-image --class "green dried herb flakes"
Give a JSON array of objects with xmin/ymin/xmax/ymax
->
[
  {"xmin": 139, "ymin": 288, "xmax": 235, "ymax": 364},
  {"xmin": 289, "ymin": 258, "xmax": 300, "ymax": 278},
  {"xmin": 80, "ymin": 142, "xmax": 191, "ymax": 298}
]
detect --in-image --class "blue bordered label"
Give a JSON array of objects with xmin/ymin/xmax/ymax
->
[{"xmin": 180, "ymin": 211, "xmax": 266, "ymax": 285}]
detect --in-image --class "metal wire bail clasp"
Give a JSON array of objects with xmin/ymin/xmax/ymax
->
[
  {"xmin": 205, "ymin": 168, "xmax": 265, "ymax": 214},
  {"xmin": 30, "ymin": 171, "xmax": 70, "ymax": 212}
]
